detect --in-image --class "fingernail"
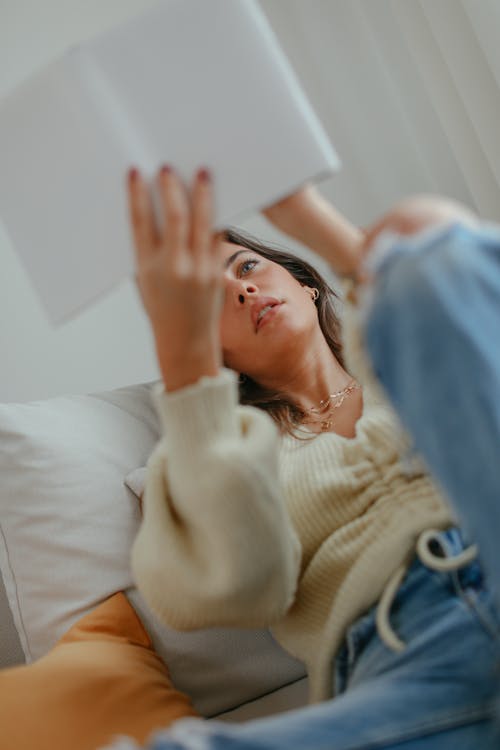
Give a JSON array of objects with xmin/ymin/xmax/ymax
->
[
  {"xmin": 160, "ymin": 164, "xmax": 172, "ymax": 176},
  {"xmin": 128, "ymin": 167, "xmax": 139, "ymax": 182},
  {"xmin": 198, "ymin": 168, "xmax": 211, "ymax": 182}
]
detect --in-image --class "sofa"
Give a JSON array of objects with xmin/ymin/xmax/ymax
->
[{"xmin": 0, "ymin": 378, "xmax": 309, "ymax": 741}]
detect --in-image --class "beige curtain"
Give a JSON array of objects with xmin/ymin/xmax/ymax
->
[{"xmin": 261, "ymin": 0, "xmax": 500, "ymax": 223}]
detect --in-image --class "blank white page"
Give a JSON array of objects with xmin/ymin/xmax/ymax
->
[{"xmin": 0, "ymin": 0, "xmax": 339, "ymax": 325}]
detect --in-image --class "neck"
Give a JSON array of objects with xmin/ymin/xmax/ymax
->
[{"xmin": 253, "ymin": 331, "xmax": 354, "ymax": 414}]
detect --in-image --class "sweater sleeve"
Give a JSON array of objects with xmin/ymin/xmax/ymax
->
[{"xmin": 130, "ymin": 367, "xmax": 302, "ymax": 631}]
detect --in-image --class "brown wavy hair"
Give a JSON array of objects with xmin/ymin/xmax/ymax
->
[{"xmin": 222, "ymin": 227, "xmax": 346, "ymax": 440}]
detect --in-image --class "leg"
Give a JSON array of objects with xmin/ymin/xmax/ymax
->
[
  {"xmin": 362, "ymin": 222, "xmax": 500, "ymax": 608},
  {"xmin": 103, "ymin": 539, "xmax": 500, "ymax": 749}
]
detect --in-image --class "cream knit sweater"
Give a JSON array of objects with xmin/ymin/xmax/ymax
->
[{"xmin": 131, "ymin": 292, "xmax": 455, "ymax": 704}]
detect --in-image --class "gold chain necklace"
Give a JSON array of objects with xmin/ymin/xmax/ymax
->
[{"xmin": 302, "ymin": 379, "xmax": 361, "ymax": 432}]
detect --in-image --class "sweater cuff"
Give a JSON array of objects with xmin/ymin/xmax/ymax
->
[{"xmin": 150, "ymin": 368, "xmax": 241, "ymax": 457}]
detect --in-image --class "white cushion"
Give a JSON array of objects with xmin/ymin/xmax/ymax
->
[{"xmin": 0, "ymin": 381, "xmax": 306, "ymax": 717}]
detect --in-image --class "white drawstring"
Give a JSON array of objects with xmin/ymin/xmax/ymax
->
[
  {"xmin": 376, "ymin": 529, "xmax": 478, "ymax": 653},
  {"xmin": 416, "ymin": 529, "xmax": 478, "ymax": 571},
  {"xmin": 376, "ymin": 563, "xmax": 408, "ymax": 652}
]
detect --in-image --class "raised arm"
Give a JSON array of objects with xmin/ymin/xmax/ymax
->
[
  {"xmin": 262, "ymin": 183, "xmax": 365, "ymax": 278},
  {"xmin": 262, "ymin": 184, "xmax": 380, "ymax": 392},
  {"xmin": 126, "ymin": 165, "xmax": 223, "ymax": 393},
  {"xmin": 125, "ymin": 165, "xmax": 301, "ymax": 630},
  {"xmin": 262, "ymin": 186, "xmax": 477, "ymax": 288},
  {"xmin": 261, "ymin": 187, "xmax": 478, "ymax": 392}
]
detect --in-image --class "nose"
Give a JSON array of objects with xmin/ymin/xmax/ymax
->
[{"xmin": 224, "ymin": 277, "xmax": 259, "ymax": 305}]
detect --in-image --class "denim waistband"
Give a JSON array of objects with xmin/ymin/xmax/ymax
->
[{"xmin": 375, "ymin": 526, "xmax": 479, "ymax": 653}]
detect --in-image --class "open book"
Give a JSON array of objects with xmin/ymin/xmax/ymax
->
[{"xmin": 0, "ymin": 0, "xmax": 339, "ymax": 325}]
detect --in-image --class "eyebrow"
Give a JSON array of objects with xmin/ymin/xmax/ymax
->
[{"xmin": 224, "ymin": 249, "xmax": 251, "ymax": 270}]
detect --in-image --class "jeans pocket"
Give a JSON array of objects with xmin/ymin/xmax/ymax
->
[
  {"xmin": 429, "ymin": 529, "xmax": 500, "ymax": 645},
  {"xmin": 454, "ymin": 574, "xmax": 500, "ymax": 648},
  {"xmin": 335, "ymin": 610, "xmax": 378, "ymax": 694}
]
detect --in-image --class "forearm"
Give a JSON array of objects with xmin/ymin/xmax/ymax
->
[
  {"xmin": 155, "ymin": 335, "xmax": 221, "ymax": 393},
  {"xmin": 263, "ymin": 185, "xmax": 365, "ymax": 276}
]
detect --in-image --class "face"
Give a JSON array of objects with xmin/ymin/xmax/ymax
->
[{"xmin": 219, "ymin": 242, "xmax": 320, "ymax": 379}]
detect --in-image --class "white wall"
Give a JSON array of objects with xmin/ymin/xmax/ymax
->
[{"xmin": 1, "ymin": 0, "xmax": 498, "ymax": 402}]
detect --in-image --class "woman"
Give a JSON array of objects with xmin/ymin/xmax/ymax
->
[{"xmin": 113, "ymin": 166, "xmax": 500, "ymax": 749}]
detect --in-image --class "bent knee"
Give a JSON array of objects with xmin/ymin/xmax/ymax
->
[{"xmin": 370, "ymin": 222, "xmax": 487, "ymax": 316}]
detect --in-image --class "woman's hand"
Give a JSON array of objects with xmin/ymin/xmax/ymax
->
[
  {"xmin": 263, "ymin": 188, "xmax": 477, "ymax": 285},
  {"xmin": 361, "ymin": 194, "xmax": 478, "ymax": 251},
  {"xmin": 126, "ymin": 165, "xmax": 224, "ymax": 392},
  {"xmin": 262, "ymin": 184, "xmax": 365, "ymax": 279},
  {"xmin": 345, "ymin": 194, "xmax": 479, "ymax": 303}
]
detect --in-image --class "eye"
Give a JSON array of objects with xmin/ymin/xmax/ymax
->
[{"xmin": 237, "ymin": 257, "xmax": 260, "ymax": 276}]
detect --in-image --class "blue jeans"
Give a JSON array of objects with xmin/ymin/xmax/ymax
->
[
  {"xmin": 364, "ymin": 221, "xmax": 500, "ymax": 614},
  {"xmin": 109, "ymin": 222, "xmax": 500, "ymax": 749}
]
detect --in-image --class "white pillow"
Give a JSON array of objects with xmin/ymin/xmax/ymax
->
[{"xmin": 0, "ymin": 382, "xmax": 306, "ymax": 717}]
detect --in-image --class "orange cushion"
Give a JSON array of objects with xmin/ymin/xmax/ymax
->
[{"xmin": 0, "ymin": 592, "xmax": 200, "ymax": 750}]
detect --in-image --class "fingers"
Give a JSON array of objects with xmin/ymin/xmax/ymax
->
[
  {"xmin": 212, "ymin": 230, "xmax": 226, "ymax": 259},
  {"xmin": 362, "ymin": 195, "xmax": 478, "ymax": 253},
  {"xmin": 157, "ymin": 166, "xmax": 189, "ymax": 261},
  {"xmin": 191, "ymin": 170, "xmax": 224, "ymax": 274},
  {"xmin": 190, "ymin": 169, "xmax": 213, "ymax": 266},
  {"xmin": 361, "ymin": 215, "xmax": 399, "ymax": 252},
  {"xmin": 127, "ymin": 169, "xmax": 159, "ymax": 262},
  {"xmin": 157, "ymin": 166, "xmax": 219, "ymax": 276},
  {"xmin": 127, "ymin": 165, "xmax": 220, "ymax": 277}
]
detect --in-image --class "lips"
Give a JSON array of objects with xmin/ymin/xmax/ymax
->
[{"xmin": 251, "ymin": 297, "xmax": 282, "ymax": 332}]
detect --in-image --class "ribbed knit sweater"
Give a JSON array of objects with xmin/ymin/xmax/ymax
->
[{"xmin": 131, "ymin": 290, "xmax": 455, "ymax": 704}]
